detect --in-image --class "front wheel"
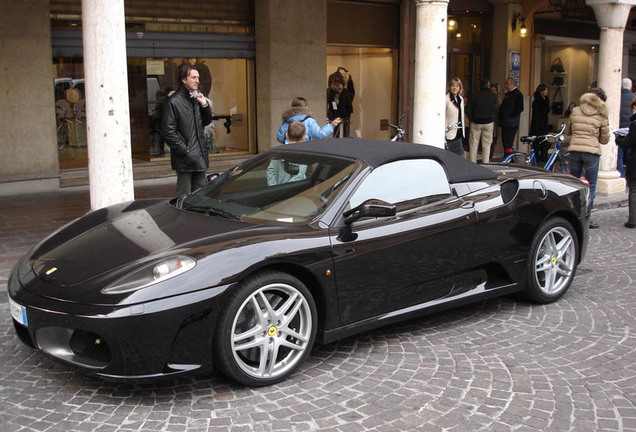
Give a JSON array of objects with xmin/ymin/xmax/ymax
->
[
  {"xmin": 524, "ymin": 217, "xmax": 579, "ymax": 303},
  {"xmin": 504, "ymin": 152, "xmax": 529, "ymax": 165},
  {"xmin": 214, "ymin": 271, "xmax": 317, "ymax": 386}
]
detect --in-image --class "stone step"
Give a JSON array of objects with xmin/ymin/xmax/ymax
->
[{"xmin": 59, "ymin": 155, "xmax": 249, "ymax": 188}]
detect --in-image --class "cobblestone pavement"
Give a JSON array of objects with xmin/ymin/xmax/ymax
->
[{"xmin": 0, "ymin": 186, "xmax": 635, "ymax": 431}]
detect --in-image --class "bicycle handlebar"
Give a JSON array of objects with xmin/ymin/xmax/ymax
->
[
  {"xmin": 446, "ymin": 122, "xmax": 461, "ymax": 132},
  {"xmin": 520, "ymin": 123, "xmax": 566, "ymax": 144}
]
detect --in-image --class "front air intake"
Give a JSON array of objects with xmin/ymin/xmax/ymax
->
[{"xmin": 70, "ymin": 330, "xmax": 112, "ymax": 366}]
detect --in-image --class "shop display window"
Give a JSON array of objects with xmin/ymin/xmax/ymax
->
[
  {"xmin": 327, "ymin": 47, "xmax": 397, "ymax": 141},
  {"xmin": 53, "ymin": 56, "xmax": 255, "ymax": 170}
]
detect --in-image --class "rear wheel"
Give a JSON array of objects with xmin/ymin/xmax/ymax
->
[
  {"xmin": 214, "ymin": 271, "xmax": 317, "ymax": 386},
  {"xmin": 524, "ymin": 217, "xmax": 578, "ymax": 303}
]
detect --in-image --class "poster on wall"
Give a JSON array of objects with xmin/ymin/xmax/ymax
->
[
  {"xmin": 146, "ymin": 60, "xmax": 165, "ymax": 76},
  {"xmin": 510, "ymin": 51, "xmax": 521, "ymax": 72}
]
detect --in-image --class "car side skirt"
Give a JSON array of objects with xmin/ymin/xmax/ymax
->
[{"xmin": 318, "ymin": 281, "xmax": 522, "ymax": 344}]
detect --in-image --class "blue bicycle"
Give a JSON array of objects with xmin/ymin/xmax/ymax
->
[{"xmin": 503, "ymin": 124, "xmax": 570, "ymax": 174}]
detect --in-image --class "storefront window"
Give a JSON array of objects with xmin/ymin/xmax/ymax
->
[
  {"xmin": 54, "ymin": 58, "xmax": 87, "ymax": 169},
  {"xmin": 53, "ymin": 56, "xmax": 255, "ymax": 170},
  {"xmin": 447, "ymin": 10, "xmax": 493, "ymax": 97},
  {"xmin": 327, "ymin": 47, "xmax": 397, "ymax": 141}
]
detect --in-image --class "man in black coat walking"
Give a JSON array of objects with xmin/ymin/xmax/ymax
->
[
  {"xmin": 466, "ymin": 78, "xmax": 498, "ymax": 163},
  {"xmin": 499, "ymin": 77, "xmax": 524, "ymax": 156},
  {"xmin": 619, "ymin": 97, "xmax": 636, "ymax": 228},
  {"xmin": 162, "ymin": 64, "xmax": 213, "ymax": 195}
]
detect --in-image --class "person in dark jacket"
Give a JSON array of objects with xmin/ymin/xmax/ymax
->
[
  {"xmin": 466, "ymin": 78, "xmax": 498, "ymax": 163},
  {"xmin": 618, "ymin": 78, "xmax": 634, "ymax": 177},
  {"xmin": 327, "ymin": 76, "xmax": 353, "ymax": 137},
  {"xmin": 499, "ymin": 77, "xmax": 524, "ymax": 155},
  {"xmin": 162, "ymin": 64, "xmax": 213, "ymax": 195},
  {"xmin": 619, "ymin": 97, "xmax": 636, "ymax": 228},
  {"xmin": 328, "ymin": 67, "xmax": 355, "ymax": 101},
  {"xmin": 529, "ymin": 84, "xmax": 551, "ymax": 162}
]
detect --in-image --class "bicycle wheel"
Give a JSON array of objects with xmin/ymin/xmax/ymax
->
[
  {"xmin": 551, "ymin": 153, "xmax": 570, "ymax": 174},
  {"xmin": 505, "ymin": 152, "xmax": 528, "ymax": 165}
]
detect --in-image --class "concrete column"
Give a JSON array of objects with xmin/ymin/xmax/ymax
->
[
  {"xmin": 255, "ymin": 0, "xmax": 327, "ymax": 151},
  {"xmin": 412, "ymin": 0, "xmax": 448, "ymax": 147},
  {"xmin": 587, "ymin": 0, "xmax": 635, "ymax": 196},
  {"xmin": 0, "ymin": 0, "xmax": 59, "ymax": 195},
  {"xmin": 82, "ymin": 0, "xmax": 134, "ymax": 210}
]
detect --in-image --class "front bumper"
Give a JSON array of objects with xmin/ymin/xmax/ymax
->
[{"xmin": 8, "ymin": 271, "xmax": 231, "ymax": 380}]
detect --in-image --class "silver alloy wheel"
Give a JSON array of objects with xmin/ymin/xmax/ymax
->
[
  {"xmin": 230, "ymin": 282, "xmax": 313, "ymax": 380},
  {"xmin": 533, "ymin": 226, "xmax": 576, "ymax": 295}
]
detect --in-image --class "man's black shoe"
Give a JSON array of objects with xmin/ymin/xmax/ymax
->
[
  {"xmin": 589, "ymin": 222, "xmax": 599, "ymax": 229},
  {"xmin": 625, "ymin": 222, "xmax": 636, "ymax": 229}
]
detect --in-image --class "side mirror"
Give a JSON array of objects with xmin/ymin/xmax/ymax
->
[
  {"xmin": 206, "ymin": 173, "xmax": 219, "ymax": 183},
  {"xmin": 343, "ymin": 199, "xmax": 396, "ymax": 225}
]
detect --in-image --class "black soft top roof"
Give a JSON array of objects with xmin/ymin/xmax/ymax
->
[{"xmin": 275, "ymin": 138, "xmax": 497, "ymax": 183}]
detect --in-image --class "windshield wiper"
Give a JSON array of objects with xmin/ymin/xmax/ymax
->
[
  {"xmin": 174, "ymin": 194, "xmax": 187, "ymax": 209},
  {"xmin": 183, "ymin": 205, "xmax": 239, "ymax": 220},
  {"xmin": 183, "ymin": 205, "xmax": 211, "ymax": 214},
  {"xmin": 206, "ymin": 207, "xmax": 240, "ymax": 220}
]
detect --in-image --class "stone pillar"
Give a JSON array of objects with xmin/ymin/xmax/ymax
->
[
  {"xmin": 82, "ymin": 0, "xmax": 134, "ymax": 210},
  {"xmin": 255, "ymin": 0, "xmax": 328, "ymax": 151},
  {"xmin": 412, "ymin": 0, "xmax": 448, "ymax": 147},
  {"xmin": 587, "ymin": 0, "xmax": 635, "ymax": 195},
  {"xmin": 0, "ymin": 0, "xmax": 59, "ymax": 195}
]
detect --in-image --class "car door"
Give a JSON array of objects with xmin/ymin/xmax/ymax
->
[{"xmin": 330, "ymin": 159, "xmax": 478, "ymax": 325}]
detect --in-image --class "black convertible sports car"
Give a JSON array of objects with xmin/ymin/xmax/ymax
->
[{"xmin": 8, "ymin": 139, "xmax": 590, "ymax": 386}]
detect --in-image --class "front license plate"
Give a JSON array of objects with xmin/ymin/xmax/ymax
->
[{"xmin": 8, "ymin": 296, "xmax": 28, "ymax": 327}]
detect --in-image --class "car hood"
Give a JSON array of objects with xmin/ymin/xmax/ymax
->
[{"xmin": 26, "ymin": 200, "xmax": 260, "ymax": 287}]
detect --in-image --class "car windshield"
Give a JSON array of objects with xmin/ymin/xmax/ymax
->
[{"xmin": 181, "ymin": 151, "xmax": 358, "ymax": 223}]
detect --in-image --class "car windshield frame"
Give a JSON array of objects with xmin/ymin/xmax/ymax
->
[{"xmin": 180, "ymin": 151, "xmax": 360, "ymax": 224}]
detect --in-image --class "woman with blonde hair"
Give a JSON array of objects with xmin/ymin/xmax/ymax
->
[{"xmin": 445, "ymin": 77, "xmax": 466, "ymax": 155}]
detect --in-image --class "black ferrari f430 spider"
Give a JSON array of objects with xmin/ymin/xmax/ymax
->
[{"xmin": 8, "ymin": 139, "xmax": 590, "ymax": 386}]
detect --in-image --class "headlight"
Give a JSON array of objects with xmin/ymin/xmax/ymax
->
[{"xmin": 101, "ymin": 255, "xmax": 196, "ymax": 294}]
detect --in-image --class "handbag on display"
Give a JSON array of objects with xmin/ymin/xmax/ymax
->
[
  {"xmin": 552, "ymin": 75, "xmax": 564, "ymax": 86},
  {"xmin": 551, "ymin": 87, "xmax": 564, "ymax": 115},
  {"xmin": 550, "ymin": 57, "xmax": 565, "ymax": 73}
]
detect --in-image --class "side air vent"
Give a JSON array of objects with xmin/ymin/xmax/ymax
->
[{"xmin": 500, "ymin": 180, "xmax": 519, "ymax": 204}]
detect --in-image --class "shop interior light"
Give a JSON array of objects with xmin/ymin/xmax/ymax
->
[{"xmin": 448, "ymin": 18, "xmax": 457, "ymax": 31}]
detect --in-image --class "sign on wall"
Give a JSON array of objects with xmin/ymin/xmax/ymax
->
[{"xmin": 510, "ymin": 51, "xmax": 521, "ymax": 72}]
